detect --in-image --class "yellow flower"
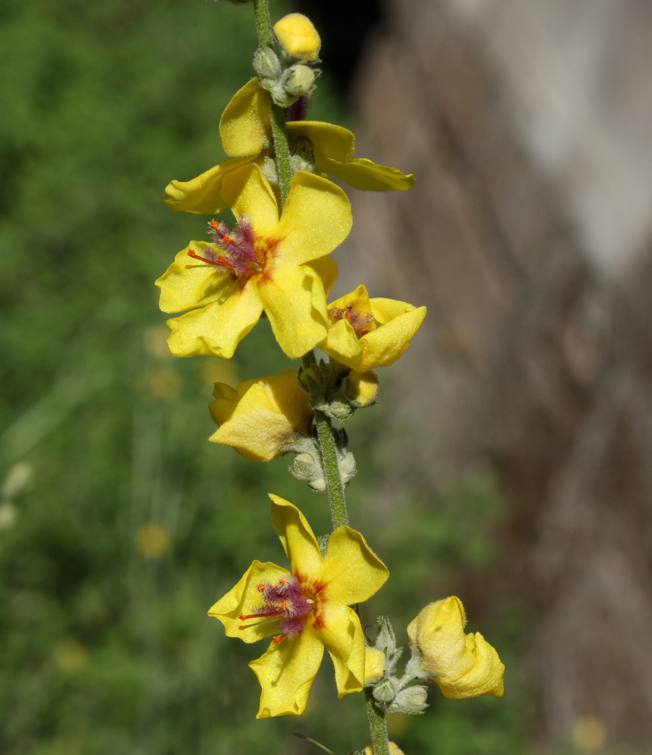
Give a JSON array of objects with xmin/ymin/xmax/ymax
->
[
  {"xmin": 164, "ymin": 78, "xmax": 415, "ymax": 215},
  {"xmin": 321, "ymin": 284, "xmax": 427, "ymax": 372},
  {"xmin": 273, "ymin": 13, "xmax": 321, "ymax": 61},
  {"xmin": 364, "ymin": 646, "xmax": 386, "ymax": 685},
  {"xmin": 407, "ymin": 596, "xmax": 505, "ymax": 699},
  {"xmin": 156, "ymin": 164, "xmax": 349, "ymax": 359},
  {"xmin": 208, "ymin": 494, "xmax": 389, "ymax": 718},
  {"xmin": 209, "ymin": 371, "xmax": 312, "ymax": 461}
]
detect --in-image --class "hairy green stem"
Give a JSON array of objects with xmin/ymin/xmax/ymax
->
[
  {"xmin": 253, "ymin": 3, "xmax": 388, "ymax": 753},
  {"xmin": 253, "ymin": 0, "xmax": 292, "ymax": 205},
  {"xmin": 366, "ymin": 692, "xmax": 390, "ymax": 755}
]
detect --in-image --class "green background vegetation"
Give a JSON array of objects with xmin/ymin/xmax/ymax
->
[{"xmin": 1, "ymin": 1, "xmax": 530, "ymax": 753}]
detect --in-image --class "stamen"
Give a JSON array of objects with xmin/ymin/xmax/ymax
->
[{"xmin": 331, "ymin": 304, "xmax": 375, "ymax": 338}]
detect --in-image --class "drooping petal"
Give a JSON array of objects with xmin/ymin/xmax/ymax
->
[
  {"xmin": 219, "ymin": 78, "xmax": 271, "ymax": 158},
  {"xmin": 166, "ymin": 282, "xmax": 263, "ymax": 358},
  {"xmin": 318, "ymin": 155, "xmax": 416, "ymax": 192},
  {"xmin": 287, "ymin": 121, "xmax": 354, "ymax": 163},
  {"xmin": 314, "ymin": 602, "xmax": 365, "ymax": 698},
  {"xmin": 249, "ymin": 629, "xmax": 324, "ymax": 718},
  {"xmin": 355, "ymin": 306, "xmax": 427, "ymax": 371},
  {"xmin": 268, "ymin": 494, "xmax": 322, "ymax": 578},
  {"xmin": 275, "ymin": 171, "xmax": 352, "ymax": 267},
  {"xmin": 156, "ymin": 241, "xmax": 233, "ymax": 314},
  {"xmin": 209, "ymin": 371, "xmax": 313, "ymax": 461},
  {"xmin": 208, "ymin": 560, "xmax": 291, "ymax": 644},
  {"xmin": 219, "ymin": 163, "xmax": 280, "ymax": 238},
  {"xmin": 407, "ymin": 597, "xmax": 505, "ymax": 699},
  {"xmin": 257, "ymin": 264, "xmax": 329, "ymax": 359},
  {"xmin": 164, "ymin": 157, "xmax": 251, "ymax": 215},
  {"xmin": 306, "ymin": 255, "xmax": 338, "ymax": 294},
  {"xmin": 209, "ymin": 382, "xmax": 240, "ymax": 425},
  {"xmin": 319, "ymin": 526, "xmax": 389, "ymax": 605}
]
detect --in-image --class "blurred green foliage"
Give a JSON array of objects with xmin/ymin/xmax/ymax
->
[{"xmin": 0, "ymin": 1, "xmax": 535, "ymax": 753}]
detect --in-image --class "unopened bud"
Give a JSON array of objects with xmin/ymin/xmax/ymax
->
[
  {"xmin": 273, "ymin": 13, "xmax": 321, "ymax": 61},
  {"xmin": 281, "ymin": 64, "xmax": 317, "ymax": 98},
  {"xmin": 390, "ymin": 684, "xmax": 429, "ymax": 715},
  {"xmin": 253, "ymin": 46, "xmax": 282, "ymax": 83},
  {"xmin": 372, "ymin": 678, "xmax": 396, "ymax": 705},
  {"xmin": 338, "ymin": 450, "xmax": 357, "ymax": 484}
]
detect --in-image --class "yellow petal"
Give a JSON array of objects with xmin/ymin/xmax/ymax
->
[
  {"xmin": 369, "ymin": 297, "xmax": 416, "ymax": 324},
  {"xmin": 407, "ymin": 596, "xmax": 505, "ymax": 699},
  {"xmin": 257, "ymin": 265, "xmax": 328, "ymax": 359},
  {"xmin": 164, "ymin": 157, "xmax": 251, "ymax": 215},
  {"xmin": 166, "ymin": 282, "xmax": 263, "ymax": 358},
  {"xmin": 269, "ymin": 494, "xmax": 323, "ymax": 578},
  {"xmin": 320, "ymin": 156, "xmax": 416, "ymax": 192},
  {"xmin": 321, "ymin": 318, "xmax": 362, "ymax": 364},
  {"xmin": 347, "ymin": 370, "xmax": 379, "ymax": 407},
  {"xmin": 314, "ymin": 603, "xmax": 365, "ymax": 698},
  {"xmin": 355, "ymin": 305, "xmax": 427, "ymax": 372},
  {"xmin": 219, "ymin": 78, "xmax": 271, "ymax": 158},
  {"xmin": 319, "ymin": 526, "xmax": 389, "ymax": 605},
  {"xmin": 250, "ymin": 629, "xmax": 324, "ymax": 718},
  {"xmin": 364, "ymin": 646, "xmax": 385, "ymax": 685},
  {"xmin": 364, "ymin": 744, "xmax": 405, "ymax": 755},
  {"xmin": 209, "ymin": 371, "xmax": 313, "ymax": 461},
  {"xmin": 208, "ymin": 382, "xmax": 239, "ymax": 425},
  {"xmin": 306, "ymin": 255, "xmax": 338, "ymax": 294},
  {"xmin": 288, "ymin": 121, "xmax": 354, "ymax": 163},
  {"xmin": 219, "ymin": 163, "xmax": 279, "ymax": 238},
  {"xmin": 208, "ymin": 560, "xmax": 290, "ymax": 643},
  {"xmin": 156, "ymin": 242, "xmax": 233, "ymax": 314},
  {"xmin": 276, "ymin": 171, "xmax": 352, "ymax": 267},
  {"xmin": 273, "ymin": 13, "xmax": 321, "ymax": 61}
]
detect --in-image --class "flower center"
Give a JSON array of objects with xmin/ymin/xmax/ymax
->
[
  {"xmin": 330, "ymin": 304, "xmax": 376, "ymax": 338},
  {"xmin": 187, "ymin": 215, "xmax": 278, "ymax": 280},
  {"xmin": 239, "ymin": 574, "xmax": 325, "ymax": 644}
]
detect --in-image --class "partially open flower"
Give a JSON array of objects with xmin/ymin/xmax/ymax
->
[
  {"xmin": 209, "ymin": 495, "xmax": 389, "ymax": 717},
  {"xmin": 407, "ymin": 596, "xmax": 505, "ymax": 699},
  {"xmin": 321, "ymin": 284, "xmax": 427, "ymax": 372},
  {"xmin": 273, "ymin": 12, "xmax": 321, "ymax": 61},
  {"xmin": 164, "ymin": 79, "xmax": 415, "ymax": 216},
  {"xmin": 209, "ymin": 371, "xmax": 312, "ymax": 461}
]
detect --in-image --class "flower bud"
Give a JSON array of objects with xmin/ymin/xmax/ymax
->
[
  {"xmin": 363, "ymin": 744, "xmax": 405, "ymax": 755},
  {"xmin": 346, "ymin": 370, "xmax": 379, "ymax": 408},
  {"xmin": 281, "ymin": 64, "xmax": 316, "ymax": 98},
  {"xmin": 253, "ymin": 45, "xmax": 282, "ymax": 82},
  {"xmin": 390, "ymin": 684, "xmax": 428, "ymax": 715},
  {"xmin": 407, "ymin": 596, "xmax": 505, "ymax": 699},
  {"xmin": 273, "ymin": 13, "xmax": 321, "ymax": 61},
  {"xmin": 372, "ymin": 677, "xmax": 396, "ymax": 705}
]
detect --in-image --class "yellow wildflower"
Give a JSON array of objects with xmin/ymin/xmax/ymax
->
[
  {"xmin": 208, "ymin": 494, "xmax": 389, "ymax": 718},
  {"xmin": 156, "ymin": 164, "xmax": 350, "ymax": 359},
  {"xmin": 273, "ymin": 13, "xmax": 321, "ymax": 61},
  {"xmin": 164, "ymin": 78, "xmax": 415, "ymax": 215},
  {"xmin": 209, "ymin": 371, "xmax": 312, "ymax": 461},
  {"xmin": 321, "ymin": 284, "xmax": 427, "ymax": 372},
  {"xmin": 407, "ymin": 596, "xmax": 505, "ymax": 699}
]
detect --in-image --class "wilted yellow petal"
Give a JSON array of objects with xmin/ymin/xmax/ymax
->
[
  {"xmin": 319, "ymin": 526, "xmax": 389, "ymax": 606},
  {"xmin": 250, "ymin": 629, "xmax": 324, "ymax": 718},
  {"xmin": 209, "ymin": 371, "xmax": 312, "ymax": 461},
  {"xmin": 164, "ymin": 157, "xmax": 251, "ymax": 215},
  {"xmin": 320, "ymin": 156, "xmax": 416, "ymax": 192},
  {"xmin": 219, "ymin": 78, "xmax": 271, "ymax": 158},
  {"xmin": 407, "ymin": 596, "xmax": 505, "ymax": 699},
  {"xmin": 269, "ymin": 494, "xmax": 323, "ymax": 578},
  {"xmin": 208, "ymin": 560, "xmax": 290, "ymax": 643}
]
